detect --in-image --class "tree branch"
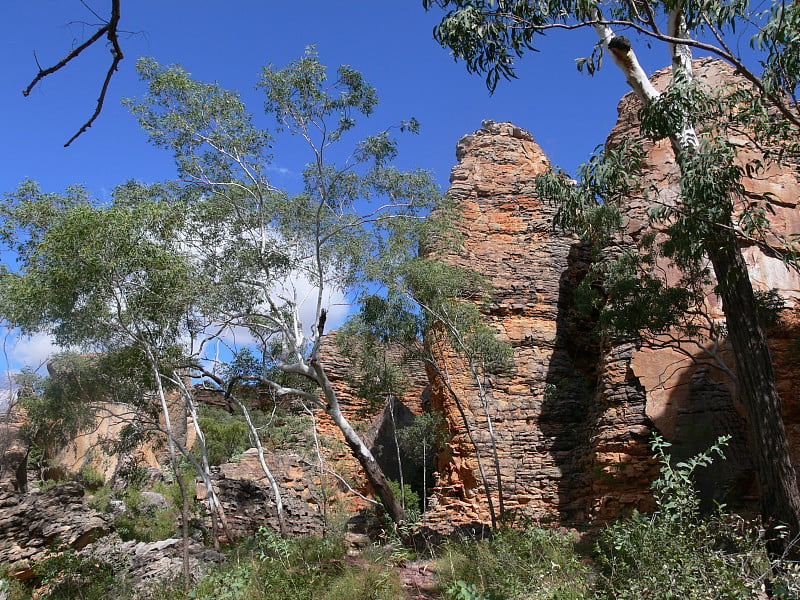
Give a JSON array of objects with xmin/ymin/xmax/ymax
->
[
  {"xmin": 487, "ymin": 10, "xmax": 800, "ymax": 129},
  {"xmin": 23, "ymin": 0, "xmax": 123, "ymax": 147}
]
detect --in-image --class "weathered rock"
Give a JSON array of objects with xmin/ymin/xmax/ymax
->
[
  {"xmin": 420, "ymin": 121, "xmax": 659, "ymax": 531},
  {"xmin": 420, "ymin": 61, "xmax": 800, "ymax": 531},
  {"xmin": 210, "ymin": 450, "xmax": 326, "ymax": 537},
  {"xmin": 313, "ymin": 334, "xmax": 431, "ymax": 501},
  {"xmin": 606, "ymin": 58, "xmax": 800, "ymax": 506},
  {"xmin": 138, "ymin": 491, "xmax": 169, "ymax": 512},
  {"xmin": 55, "ymin": 402, "xmax": 163, "ymax": 484},
  {"xmin": 0, "ymin": 481, "xmax": 112, "ymax": 572},
  {"xmin": 88, "ymin": 533, "xmax": 223, "ymax": 592},
  {"xmin": 0, "ymin": 415, "xmax": 27, "ymax": 493}
]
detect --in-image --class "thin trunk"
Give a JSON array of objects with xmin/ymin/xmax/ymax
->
[
  {"xmin": 421, "ymin": 443, "xmax": 427, "ymax": 514},
  {"xmin": 427, "ymin": 353, "xmax": 497, "ymax": 529},
  {"xmin": 175, "ymin": 466, "xmax": 191, "ymax": 589},
  {"xmin": 472, "ymin": 367, "xmax": 504, "ymax": 520},
  {"xmin": 444, "ymin": 374, "xmax": 497, "ymax": 529},
  {"xmin": 305, "ymin": 405, "xmax": 329, "ymax": 534},
  {"xmin": 180, "ymin": 379, "xmax": 234, "ymax": 542},
  {"xmin": 233, "ymin": 395, "xmax": 287, "ymax": 536},
  {"xmin": 388, "ymin": 397, "xmax": 406, "ymax": 510},
  {"xmin": 151, "ymin": 361, "xmax": 191, "ymax": 582}
]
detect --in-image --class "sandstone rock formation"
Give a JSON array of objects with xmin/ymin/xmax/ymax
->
[
  {"xmin": 421, "ymin": 59, "xmax": 800, "ymax": 531},
  {"xmin": 420, "ymin": 121, "xmax": 657, "ymax": 532},
  {"xmin": 0, "ymin": 415, "xmax": 27, "ymax": 492},
  {"xmin": 210, "ymin": 450, "xmax": 327, "ymax": 537},
  {"xmin": 0, "ymin": 481, "xmax": 112, "ymax": 575},
  {"xmin": 55, "ymin": 402, "xmax": 163, "ymax": 483},
  {"xmin": 608, "ymin": 58, "xmax": 800, "ymax": 508}
]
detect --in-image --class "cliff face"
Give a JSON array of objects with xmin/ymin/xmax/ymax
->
[
  {"xmin": 4, "ymin": 62, "xmax": 798, "ymax": 545},
  {"xmin": 610, "ymin": 58, "xmax": 800, "ymax": 506},
  {"xmin": 421, "ymin": 60, "xmax": 800, "ymax": 531},
  {"xmin": 421, "ymin": 122, "xmax": 656, "ymax": 531}
]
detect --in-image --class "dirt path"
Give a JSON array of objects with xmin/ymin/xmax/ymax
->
[{"xmin": 397, "ymin": 559, "xmax": 443, "ymax": 600}]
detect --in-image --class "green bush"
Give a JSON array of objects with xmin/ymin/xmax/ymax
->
[
  {"xmin": 115, "ymin": 487, "xmax": 178, "ymax": 542},
  {"xmin": 437, "ymin": 525, "xmax": 590, "ymax": 600},
  {"xmin": 79, "ymin": 465, "xmax": 106, "ymax": 490},
  {"xmin": 593, "ymin": 435, "xmax": 766, "ymax": 600},
  {"xmin": 198, "ymin": 406, "xmax": 251, "ymax": 465},
  {"xmin": 318, "ymin": 565, "xmax": 403, "ymax": 600},
  {"xmin": 388, "ymin": 478, "xmax": 421, "ymax": 523},
  {"xmin": 445, "ymin": 579, "xmax": 502, "ymax": 600},
  {"xmin": 28, "ymin": 544, "xmax": 129, "ymax": 600}
]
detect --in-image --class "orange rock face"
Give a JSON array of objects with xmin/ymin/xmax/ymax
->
[
  {"xmin": 609, "ymin": 58, "xmax": 800, "ymax": 508},
  {"xmin": 421, "ymin": 61, "xmax": 800, "ymax": 531},
  {"xmin": 421, "ymin": 121, "xmax": 658, "ymax": 531}
]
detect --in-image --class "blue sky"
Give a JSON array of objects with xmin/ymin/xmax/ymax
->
[
  {"xmin": 1, "ymin": 2, "xmax": 647, "ymax": 197},
  {"xmin": 0, "ymin": 1, "xmax": 709, "ymax": 375}
]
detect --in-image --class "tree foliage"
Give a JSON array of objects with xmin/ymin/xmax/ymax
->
[{"xmin": 2, "ymin": 49, "xmax": 457, "ymax": 525}]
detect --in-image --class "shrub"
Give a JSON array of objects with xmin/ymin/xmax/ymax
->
[
  {"xmin": 115, "ymin": 487, "xmax": 178, "ymax": 542},
  {"xmin": 198, "ymin": 406, "xmax": 251, "ymax": 465},
  {"xmin": 593, "ymin": 434, "xmax": 766, "ymax": 600},
  {"xmin": 29, "ymin": 544, "xmax": 129, "ymax": 600},
  {"xmin": 79, "ymin": 464, "xmax": 106, "ymax": 490},
  {"xmin": 189, "ymin": 529, "xmax": 399, "ymax": 600},
  {"xmin": 318, "ymin": 565, "xmax": 403, "ymax": 600},
  {"xmin": 437, "ymin": 524, "xmax": 590, "ymax": 600}
]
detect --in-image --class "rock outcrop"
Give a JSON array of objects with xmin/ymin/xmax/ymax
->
[
  {"xmin": 210, "ymin": 450, "xmax": 327, "ymax": 537},
  {"xmin": 2, "ymin": 60, "xmax": 798, "ymax": 555},
  {"xmin": 608, "ymin": 58, "xmax": 800, "ymax": 507},
  {"xmin": 420, "ymin": 121, "xmax": 657, "ymax": 532},
  {"xmin": 0, "ymin": 482, "xmax": 112, "ymax": 574},
  {"xmin": 0, "ymin": 415, "xmax": 27, "ymax": 492},
  {"xmin": 88, "ymin": 533, "xmax": 223, "ymax": 590},
  {"xmin": 421, "ymin": 59, "xmax": 800, "ymax": 531}
]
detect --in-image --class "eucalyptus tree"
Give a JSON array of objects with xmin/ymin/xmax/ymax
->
[
  {"xmin": 126, "ymin": 49, "xmax": 443, "ymax": 525},
  {"xmin": 422, "ymin": 0, "xmax": 800, "ymax": 549},
  {"xmin": 0, "ymin": 180, "xmax": 217, "ymax": 581}
]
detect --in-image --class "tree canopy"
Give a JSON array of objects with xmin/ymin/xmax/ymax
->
[{"xmin": 1, "ymin": 50, "xmax": 459, "ymax": 525}]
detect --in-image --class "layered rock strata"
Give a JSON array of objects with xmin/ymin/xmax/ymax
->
[
  {"xmin": 422, "ymin": 60, "xmax": 800, "ymax": 530},
  {"xmin": 421, "ymin": 121, "xmax": 657, "ymax": 531},
  {"xmin": 608, "ymin": 58, "xmax": 800, "ymax": 507},
  {"xmin": 0, "ymin": 481, "xmax": 112, "ymax": 573}
]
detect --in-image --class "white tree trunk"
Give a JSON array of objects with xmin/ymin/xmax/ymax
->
[
  {"xmin": 667, "ymin": 6, "xmax": 700, "ymax": 151},
  {"xmin": 233, "ymin": 395, "xmax": 288, "ymax": 536},
  {"xmin": 150, "ymin": 360, "xmax": 190, "ymax": 584},
  {"xmin": 174, "ymin": 374, "xmax": 232, "ymax": 542},
  {"xmin": 592, "ymin": 17, "xmax": 659, "ymax": 102}
]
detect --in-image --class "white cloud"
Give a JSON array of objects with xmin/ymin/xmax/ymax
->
[
  {"xmin": 7, "ymin": 332, "xmax": 60, "ymax": 372},
  {"xmin": 193, "ymin": 270, "xmax": 353, "ymax": 370}
]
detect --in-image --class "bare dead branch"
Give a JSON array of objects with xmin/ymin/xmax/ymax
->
[{"xmin": 22, "ymin": 0, "xmax": 124, "ymax": 147}]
